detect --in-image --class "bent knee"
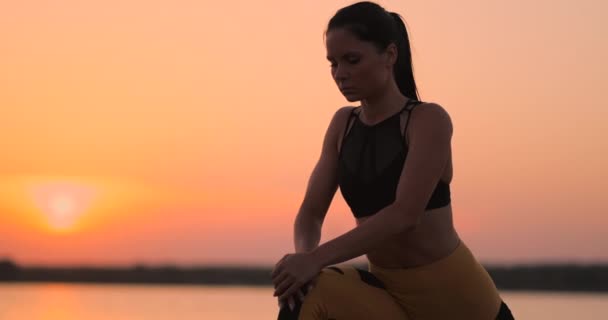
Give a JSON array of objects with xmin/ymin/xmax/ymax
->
[
  {"xmin": 311, "ymin": 268, "xmax": 343, "ymax": 290},
  {"xmin": 312, "ymin": 266, "xmax": 386, "ymax": 292}
]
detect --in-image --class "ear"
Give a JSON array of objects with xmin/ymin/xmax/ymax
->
[{"xmin": 385, "ymin": 43, "xmax": 398, "ymax": 67}]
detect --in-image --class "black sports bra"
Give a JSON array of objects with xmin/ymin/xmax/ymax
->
[{"xmin": 337, "ymin": 99, "xmax": 451, "ymax": 218}]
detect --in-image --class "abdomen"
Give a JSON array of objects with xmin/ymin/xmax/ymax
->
[{"xmin": 358, "ymin": 205, "xmax": 460, "ymax": 268}]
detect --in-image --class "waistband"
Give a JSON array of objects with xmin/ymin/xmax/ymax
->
[{"xmin": 368, "ymin": 240, "xmax": 489, "ymax": 291}]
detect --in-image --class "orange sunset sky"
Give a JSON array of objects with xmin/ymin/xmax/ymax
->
[{"xmin": 1, "ymin": 0, "xmax": 606, "ymax": 267}]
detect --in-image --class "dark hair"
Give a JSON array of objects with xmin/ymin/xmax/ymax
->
[{"xmin": 325, "ymin": 1, "xmax": 419, "ymax": 100}]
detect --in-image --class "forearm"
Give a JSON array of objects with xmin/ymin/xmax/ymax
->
[
  {"xmin": 293, "ymin": 209, "xmax": 323, "ymax": 253},
  {"xmin": 311, "ymin": 204, "xmax": 416, "ymax": 268}
]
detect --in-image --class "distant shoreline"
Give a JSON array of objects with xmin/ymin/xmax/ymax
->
[{"xmin": 2, "ymin": 259, "xmax": 608, "ymax": 292}]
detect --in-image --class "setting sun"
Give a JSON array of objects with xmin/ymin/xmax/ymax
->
[
  {"xmin": 0, "ymin": 0, "xmax": 606, "ymax": 269},
  {"xmin": 29, "ymin": 181, "xmax": 97, "ymax": 232}
]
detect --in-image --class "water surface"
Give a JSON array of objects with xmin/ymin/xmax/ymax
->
[{"xmin": 0, "ymin": 283, "xmax": 606, "ymax": 319}]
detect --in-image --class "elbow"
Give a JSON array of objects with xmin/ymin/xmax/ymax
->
[
  {"xmin": 402, "ymin": 216, "xmax": 422, "ymax": 233},
  {"xmin": 390, "ymin": 202, "xmax": 423, "ymax": 233},
  {"xmin": 398, "ymin": 215, "xmax": 421, "ymax": 234}
]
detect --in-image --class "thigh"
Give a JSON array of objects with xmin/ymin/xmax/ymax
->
[{"xmin": 278, "ymin": 266, "xmax": 410, "ymax": 320}]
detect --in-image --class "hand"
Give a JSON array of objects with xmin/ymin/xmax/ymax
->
[
  {"xmin": 271, "ymin": 252, "xmax": 322, "ymax": 302},
  {"xmin": 278, "ymin": 282, "xmax": 315, "ymax": 310}
]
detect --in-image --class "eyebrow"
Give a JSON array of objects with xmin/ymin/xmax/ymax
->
[{"xmin": 326, "ymin": 51, "xmax": 360, "ymax": 61}]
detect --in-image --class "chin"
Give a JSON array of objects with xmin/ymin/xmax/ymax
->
[{"xmin": 342, "ymin": 93, "xmax": 362, "ymax": 102}]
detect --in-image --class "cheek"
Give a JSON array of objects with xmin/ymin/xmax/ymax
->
[{"xmin": 353, "ymin": 63, "xmax": 388, "ymax": 90}]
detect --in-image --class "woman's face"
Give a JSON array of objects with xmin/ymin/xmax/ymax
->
[{"xmin": 325, "ymin": 27, "xmax": 394, "ymax": 102}]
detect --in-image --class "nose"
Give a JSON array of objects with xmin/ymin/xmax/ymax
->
[{"xmin": 332, "ymin": 64, "xmax": 348, "ymax": 82}]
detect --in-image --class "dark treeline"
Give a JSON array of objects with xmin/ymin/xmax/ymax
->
[
  {"xmin": 487, "ymin": 264, "xmax": 608, "ymax": 292},
  {"xmin": 1, "ymin": 258, "xmax": 607, "ymax": 292}
]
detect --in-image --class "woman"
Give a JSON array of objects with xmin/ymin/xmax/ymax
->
[{"xmin": 271, "ymin": 2, "xmax": 514, "ymax": 319}]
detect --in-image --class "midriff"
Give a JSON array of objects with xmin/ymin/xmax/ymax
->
[{"xmin": 357, "ymin": 204, "xmax": 461, "ymax": 269}]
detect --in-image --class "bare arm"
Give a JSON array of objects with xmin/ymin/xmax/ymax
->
[
  {"xmin": 294, "ymin": 107, "xmax": 353, "ymax": 253},
  {"xmin": 310, "ymin": 103, "xmax": 453, "ymax": 267}
]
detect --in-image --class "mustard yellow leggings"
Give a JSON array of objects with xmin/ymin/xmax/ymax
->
[{"xmin": 277, "ymin": 241, "xmax": 514, "ymax": 320}]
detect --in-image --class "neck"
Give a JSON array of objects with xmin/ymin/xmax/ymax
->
[{"xmin": 359, "ymin": 83, "xmax": 409, "ymax": 124}]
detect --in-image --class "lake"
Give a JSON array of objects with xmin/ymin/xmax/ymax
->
[{"xmin": 0, "ymin": 283, "xmax": 606, "ymax": 319}]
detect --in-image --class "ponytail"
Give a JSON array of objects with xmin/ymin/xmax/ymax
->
[{"xmin": 389, "ymin": 12, "xmax": 419, "ymax": 100}]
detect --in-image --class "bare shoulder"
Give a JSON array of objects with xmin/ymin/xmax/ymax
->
[
  {"xmin": 325, "ymin": 106, "xmax": 357, "ymax": 152},
  {"xmin": 329, "ymin": 105, "xmax": 357, "ymax": 133},
  {"xmin": 333, "ymin": 105, "xmax": 357, "ymax": 122},
  {"xmin": 411, "ymin": 101, "xmax": 453, "ymax": 133}
]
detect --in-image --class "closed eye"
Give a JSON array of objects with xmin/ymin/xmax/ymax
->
[
  {"xmin": 327, "ymin": 53, "xmax": 361, "ymax": 68},
  {"xmin": 347, "ymin": 58, "xmax": 360, "ymax": 64}
]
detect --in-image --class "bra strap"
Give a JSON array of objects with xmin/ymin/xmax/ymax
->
[
  {"xmin": 402, "ymin": 100, "xmax": 424, "ymax": 143},
  {"xmin": 340, "ymin": 107, "xmax": 358, "ymax": 150}
]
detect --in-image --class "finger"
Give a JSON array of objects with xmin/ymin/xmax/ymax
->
[
  {"xmin": 274, "ymin": 254, "xmax": 290, "ymax": 267},
  {"xmin": 274, "ymin": 276, "xmax": 295, "ymax": 297},
  {"xmin": 277, "ymin": 254, "xmax": 289, "ymax": 263},
  {"xmin": 288, "ymin": 295, "xmax": 295, "ymax": 311},
  {"xmin": 272, "ymin": 268, "xmax": 287, "ymax": 282},
  {"xmin": 271, "ymin": 264, "xmax": 283, "ymax": 279},
  {"xmin": 297, "ymin": 289, "xmax": 305, "ymax": 302},
  {"xmin": 279, "ymin": 281, "xmax": 302, "ymax": 301},
  {"xmin": 271, "ymin": 256, "xmax": 288, "ymax": 278},
  {"xmin": 307, "ymin": 282, "xmax": 314, "ymax": 293},
  {"xmin": 272, "ymin": 272, "xmax": 290, "ymax": 287}
]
